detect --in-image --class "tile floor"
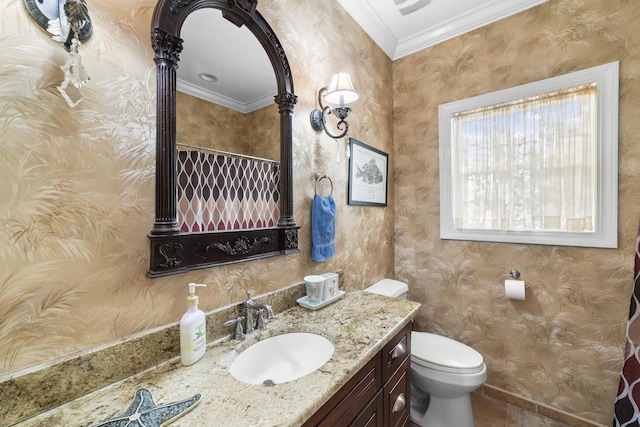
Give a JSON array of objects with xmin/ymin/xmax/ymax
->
[{"xmin": 470, "ymin": 391, "xmax": 573, "ymax": 427}]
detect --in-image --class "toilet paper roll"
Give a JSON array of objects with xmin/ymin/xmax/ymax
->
[{"xmin": 505, "ymin": 279, "xmax": 526, "ymax": 300}]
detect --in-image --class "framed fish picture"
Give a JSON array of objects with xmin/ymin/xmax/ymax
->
[{"xmin": 348, "ymin": 138, "xmax": 388, "ymax": 207}]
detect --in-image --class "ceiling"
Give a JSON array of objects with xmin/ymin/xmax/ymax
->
[
  {"xmin": 338, "ymin": 0, "xmax": 549, "ymax": 60},
  {"xmin": 177, "ymin": 0, "xmax": 549, "ymax": 110}
]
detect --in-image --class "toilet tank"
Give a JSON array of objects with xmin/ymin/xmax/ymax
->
[{"xmin": 364, "ymin": 279, "xmax": 409, "ymax": 299}]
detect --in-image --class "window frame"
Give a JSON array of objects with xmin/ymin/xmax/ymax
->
[{"xmin": 438, "ymin": 61, "xmax": 619, "ymax": 248}]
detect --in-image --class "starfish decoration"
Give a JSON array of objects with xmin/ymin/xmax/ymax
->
[{"xmin": 91, "ymin": 388, "xmax": 201, "ymax": 427}]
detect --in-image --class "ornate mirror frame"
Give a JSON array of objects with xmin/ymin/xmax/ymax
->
[{"xmin": 148, "ymin": 0, "xmax": 299, "ymax": 278}]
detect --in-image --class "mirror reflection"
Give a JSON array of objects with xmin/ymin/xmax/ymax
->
[{"xmin": 176, "ymin": 8, "xmax": 278, "ymax": 160}]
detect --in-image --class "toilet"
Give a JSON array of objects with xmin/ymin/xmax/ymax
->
[{"xmin": 364, "ymin": 279, "xmax": 487, "ymax": 427}]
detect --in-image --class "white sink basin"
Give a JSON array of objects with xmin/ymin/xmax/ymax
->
[{"xmin": 229, "ymin": 333, "xmax": 334, "ymax": 385}]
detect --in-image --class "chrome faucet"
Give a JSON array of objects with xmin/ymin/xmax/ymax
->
[
  {"xmin": 242, "ymin": 290, "xmax": 274, "ymax": 334},
  {"xmin": 224, "ymin": 291, "xmax": 275, "ymax": 339}
]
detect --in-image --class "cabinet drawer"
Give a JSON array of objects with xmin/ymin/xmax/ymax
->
[
  {"xmin": 382, "ymin": 322, "xmax": 412, "ymax": 384},
  {"xmin": 384, "ymin": 356, "xmax": 410, "ymax": 427}
]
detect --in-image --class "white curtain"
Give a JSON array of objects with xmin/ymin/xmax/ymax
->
[{"xmin": 451, "ymin": 83, "xmax": 598, "ymax": 232}]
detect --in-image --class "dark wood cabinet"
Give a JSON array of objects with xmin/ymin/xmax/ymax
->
[
  {"xmin": 351, "ymin": 391, "xmax": 384, "ymax": 427},
  {"xmin": 303, "ymin": 322, "xmax": 412, "ymax": 427},
  {"xmin": 385, "ymin": 358, "xmax": 410, "ymax": 427},
  {"xmin": 382, "ymin": 322, "xmax": 411, "ymax": 427}
]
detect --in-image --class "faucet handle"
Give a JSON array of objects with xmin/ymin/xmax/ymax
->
[
  {"xmin": 256, "ymin": 309, "xmax": 266, "ymax": 330},
  {"xmin": 223, "ymin": 316, "xmax": 245, "ymax": 340},
  {"xmin": 245, "ymin": 290, "xmax": 253, "ymax": 300}
]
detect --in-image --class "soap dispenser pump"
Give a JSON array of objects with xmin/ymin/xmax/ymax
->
[{"xmin": 180, "ymin": 283, "xmax": 207, "ymax": 366}]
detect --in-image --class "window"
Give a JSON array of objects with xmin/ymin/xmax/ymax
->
[{"xmin": 439, "ymin": 61, "xmax": 619, "ymax": 248}]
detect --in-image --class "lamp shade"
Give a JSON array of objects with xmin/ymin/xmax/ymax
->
[{"xmin": 324, "ymin": 72, "xmax": 359, "ymax": 105}]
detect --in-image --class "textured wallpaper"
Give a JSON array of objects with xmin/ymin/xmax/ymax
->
[
  {"xmin": 393, "ymin": 0, "xmax": 639, "ymax": 424},
  {"xmin": 176, "ymin": 92, "xmax": 279, "ymax": 160},
  {"xmin": 0, "ymin": 0, "xmax": 394, "ymax": 376}
]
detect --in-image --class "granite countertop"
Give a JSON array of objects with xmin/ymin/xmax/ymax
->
[{"xmin": 13, "ymin": 291, "xmax": 420, "ymax": 427}]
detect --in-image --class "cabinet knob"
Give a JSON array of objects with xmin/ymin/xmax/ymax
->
[
  {"xmin": 391, "ymin": 342, "xmax": 406, "ymax": 360},
  {"xmin": 392, "ymin": 393, "xmax": 406, "ymax": 413}
]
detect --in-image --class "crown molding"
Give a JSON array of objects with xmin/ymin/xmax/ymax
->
[
  {"xmin": 337, "ymin": 0, "xmax": 549, "ymax": 61},
  {"xmin": 177, "ymin": 79, "xmax": 276, "ymax": 114}
]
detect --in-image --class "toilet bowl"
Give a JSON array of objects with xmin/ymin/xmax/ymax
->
[{"xmin": 364, "ymin": 279, "xmax": 486, "ymax": 427}]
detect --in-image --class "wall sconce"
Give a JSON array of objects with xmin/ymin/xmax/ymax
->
[
  {"xmin": 24, "ymin": 0, "xmax": 93, "ymax": 107},
  {"xmin": 310, "ymin": 73, "xmax": 359, "ymax": 139}
]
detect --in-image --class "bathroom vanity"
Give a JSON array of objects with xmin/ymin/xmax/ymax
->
[
  {"xmin": 5, "ymin": 290, "xmax": 419, "ymax": 427},
  {"xmin": 303, "ymin": 322, "xmax": 412, "ymax": 427}
]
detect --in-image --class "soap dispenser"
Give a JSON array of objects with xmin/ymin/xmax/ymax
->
[{"xmin": 180, "ymin": 283, "xmax": 207, "ymax": 366}]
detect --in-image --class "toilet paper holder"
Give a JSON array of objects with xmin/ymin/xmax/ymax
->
[
  {"xmin": 499, "ymin": 269, "xmax": 530, "ymax": 288},
  {"xmin": 500, "ymin": 269, "xmax": 520, "ymax": 280}
]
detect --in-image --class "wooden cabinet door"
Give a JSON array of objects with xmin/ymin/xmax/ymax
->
[
  {"xmin": 303, "ymin": 356, "xmax": 382, "ymax": 427},
  {"xmin": 351, "ymin": 390, "xmax": 383, "ymax": 427}
]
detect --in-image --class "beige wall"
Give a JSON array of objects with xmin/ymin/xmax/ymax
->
[
  {"xmin": 0, "ymin": 0, "xmax": 394, "ymax": 375},
  {"xmin": 176, "ymin": 92, "xmax": 280, "ymax": 160},
  {"xmin": 393, "ymin": 0, "xmax": 638, "ymax": 424}
]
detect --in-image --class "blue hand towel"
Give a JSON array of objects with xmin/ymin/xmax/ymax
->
[{"xmin": 312, "ymin": 194, "xmax": 336, "ymax": 262}]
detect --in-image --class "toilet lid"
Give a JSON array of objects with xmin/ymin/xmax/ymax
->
[
  {"xmin": 365, "ymin": 279, "xmax": 409, "ymax": 298},
  {"xmin": 411, "ymin": 332, "xmax": 484, "ymax": 374}
]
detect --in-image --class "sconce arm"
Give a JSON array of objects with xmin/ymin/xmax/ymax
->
[
  {"xmin": 317, "ymin": 86, "xmax": 329, "ymax": 110},
  {"xmin": 310, "ymin": 87, "xmax": 351, "ymax": 139}
]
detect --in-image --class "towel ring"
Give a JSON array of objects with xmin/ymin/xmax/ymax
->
[{"xmin": 314, "ymin": 173, "xmax": 333, "ymax": 197}]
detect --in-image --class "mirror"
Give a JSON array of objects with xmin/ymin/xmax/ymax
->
[
  {"xmin": 176, "ymin": 8, "xmax": 278, "ymax": 160},
  {"xmin": 148, "ymin": 0, "xmax": 299, "ymax": 277}
]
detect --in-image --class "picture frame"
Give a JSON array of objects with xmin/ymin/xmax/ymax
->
[{"xmin": 348, "ymin": 138, "xmax": 388, "ymax": 207}]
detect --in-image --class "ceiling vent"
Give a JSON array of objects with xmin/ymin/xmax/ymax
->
[{"xmin": 394, "ymin": 0, "xmax": 432, "ymax": 16}]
